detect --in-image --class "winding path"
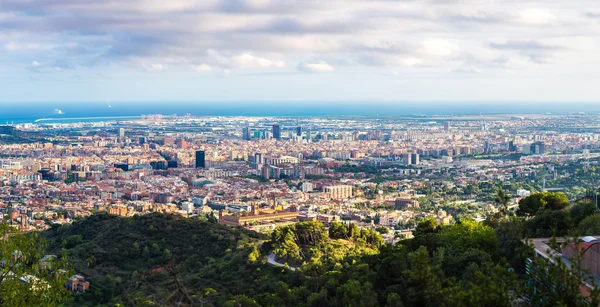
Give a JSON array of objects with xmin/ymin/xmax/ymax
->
[{"xmin": 267, "ymin": 252, "xmax": 297, "ymax": 271}]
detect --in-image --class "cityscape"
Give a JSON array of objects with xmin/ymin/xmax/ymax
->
[
  {"xmin": 3, "ymin": 0, "xmax": 600, "ymax": 305},
  {"xmin": 3, "ymin": 111, "xmax": 600, "ymax": 305}
]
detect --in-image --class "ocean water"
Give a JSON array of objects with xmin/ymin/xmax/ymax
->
[{"xmin": 1, "ymin": 101, "xmax": 599, "ymax": 124}]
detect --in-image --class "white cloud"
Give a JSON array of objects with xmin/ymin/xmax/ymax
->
[
  {"xmin": 231, "ymin": 53, "xmax": 285, "ymax": 68},
  {"xmin": 499, "ymin": 56, "xmax": 535, "ymax": 69},
  {"xmin": 296, "ymin": 61, "xmax": 335, "ymax": 73},
  {"xmin": 192, "ymin": 64, "xmax": 212, "ymax": 72},
  {"xmin": 206, "ymin": 49, "xmax": 285, "ymax": 69},
  {"xmin": 144, "ymin": 63, "xmax": 164, "ymax": 72},
  {"xmin": 0, "ymin": 0, "xmax": 595, "ymax": 94},
  {"xmin": 4, "ymin": 42, "xmax": 40, "ymax": 51},
  {"xmin": 514, "ymin": 9, "xmax": 557, "ymax": 25},
  {"xmin": 455, "ymin": 65, "xmax": 482, "ymax": 73},
  {"xmin": 420, "ymin": 39, "xmax": 459, "ymax": 57},
  {"xmin": 31, "ymin": 61, "xmax": 41, "ymax": 67}
]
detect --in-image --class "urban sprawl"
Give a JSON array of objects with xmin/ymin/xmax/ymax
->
[{"xmin": 2, "ymin": 113, "xmax": 600, "ymax": 243}]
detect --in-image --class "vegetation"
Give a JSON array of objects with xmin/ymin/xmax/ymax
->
[
  {"xmin": 45, "ymin": 213, "xmax": 274, "ymax": 306},
  {"xmin": 517, "ymin": 192, "xmax": 570, "ymax": 216},
  {"xmin": 36, "ymin": 194, "xmax": 600, "ymax": 306},
  {"xmin": 271, "ymin": 221, "xmax": 382, "ymax": 267},
  {"xmin": 0, "ymin": 223, "xmax": 72, "ymax": 306}
]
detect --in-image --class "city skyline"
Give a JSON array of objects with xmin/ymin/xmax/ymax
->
[{"xmin": 1, "ymin": 0, "xmax": 600, "ymax": 102}]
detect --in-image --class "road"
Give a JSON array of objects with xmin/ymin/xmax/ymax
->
[{"xmin": 267, "ymin": 252, "xmax": 297, "ymax": 271}]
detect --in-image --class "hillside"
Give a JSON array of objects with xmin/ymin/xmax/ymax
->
[
  {"xmin": 43, "ymin": 199, "xmax": 600, "ymax": 306},
  {"xmin": 44, "ymin": 213, "xmax": 288, "ymax": 306}
]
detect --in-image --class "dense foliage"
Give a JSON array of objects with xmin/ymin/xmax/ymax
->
[
  {"xmin": 0, "ymin": 223, "xmax": 72, "ymax": 307},
  {"xmin": 517, "ymin": 192, "xmax": 570, "ymax": 216},
  {"xmin": 271, "ymin": 221, "xmax": 382, "ymax": 266},
  {"xmin": 44, "ymin": 213, "xmax": 282, "ymax": 306},
  {"xmin": 42, "ymin": 195, "xmax": 600, "ymax": 306}
]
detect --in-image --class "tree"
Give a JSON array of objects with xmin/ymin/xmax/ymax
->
[
  {"xmin": 404, "ymin": 246, "xmax": 443, "ymax": 306},
  {"xmin": 376, "ymin": 226, "xmax": 390, "ymax": 235},
  {"xmin": 0, "ymin": 224, "xmax": 72, "ymax": 306},
  {"xmin": 414, "ymin": 217, "xmax": 438, "ymax": 237},
  {"xmin": 338, "ymin": 279, "xmax": 378, "ymax": 307},
  {"xmin": 518, "ymin": 192, "xmax": 570, "ymax": 216},
  {"xmin": 329, "ymin": 222, "xmax": 348, "ymax": 239},
  {"xmin": 570, "ymin": 201, "xmax": 596, "ymax": 225},
  {"xmin": 525, "ymin": 209, "xmax": 573, "ymax": 238},
  {"xmin": 494, "ymin": 189, "xmax": 511, "ymax": 214},
  {"xmin": 577, "ymin": 215, "xmax": 600, "ymax": 236}
]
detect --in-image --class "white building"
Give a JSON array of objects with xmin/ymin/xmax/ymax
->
[
  {"xmin": 325, "ymin": 185, "xmax": 353, "ymax": 200},
  {"xmin": 182, "ymin": 202, "xmax": 195, "ymax": 213}
]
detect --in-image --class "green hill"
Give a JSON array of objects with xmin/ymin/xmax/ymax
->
[
  {"xmin": 44, "ymin": 213, "xmax": 287, "ymax": 306},
  {"xmin": 43, "ymin": 198, "xmax": 600, "ymax": 306}
]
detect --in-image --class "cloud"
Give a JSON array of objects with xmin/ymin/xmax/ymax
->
[
  {"xmin": 514, "ymin": 9, "xmax": 557, "ymax": 25},
  {"xmin": 192, "ymin": 64, "xmax": 212, "ymax": 72},
  {"xmin": 296, "ymin": 61, "xmax": 335, "ymax": 73},
  {"xmin": 0, "ymin": 0, "xmax": 595, "ymax": 79},
  {"xmin": 206, "ymin": 49, "xmax": 285, "ymax": 69},
  {"xmin": 454, "ymin": 65, "xmax": 482, "ymax": 73},
  {"xmin": 4, "ymin": 41, "xmax": 40, "ymax": 51},
  {"xmin": 490, "ymin": 40, "xmax": 563, "ymax": 51},
  {"xmin": 143, "ymin": 63, "xmax": 164, "ymax": 72},
  {"xmin": 421, "ymin": 39, "xmax": 459, "ymax": 57},
  {"xmin": 31, "ymin": 61, "xmax": 40, "ymax": 67},
  {"xmin": 230, "ymin": 53, "xmax": 285, "ymax": 68}
]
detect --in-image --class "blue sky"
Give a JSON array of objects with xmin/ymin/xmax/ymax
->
[{"xmin": 1, "ymin": 0, "xmax": 600, "ymax": 102}]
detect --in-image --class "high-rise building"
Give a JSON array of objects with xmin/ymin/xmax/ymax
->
[
  {"xmin": 119, "ymin": 128, "xmax": 125, "ymax": 139},
  {"xmin": 402, "ymin": 154, "xmax": 411, "ymax": 165},
  {"xmin": 272, "ymin": 124, "xmax": 281, "ymax": 140},
  {"xmin": 411, "ymin": 153, "xmax": 420, "ymax": 165},
  {"xmin": 444, "ymin": 122, "xmax": 450, "ymax": 131},
  {"xmin": 296, "ymin": 126, "xmax": 302, "ymax": 136},
  {"xmin": 254, "ymin": 152, "xmax": 264, "ymax": 166},
  {"xmin": 531, "ymin": 142, "xmax": 546, "ymax": 155},
  {"xmin": 402, "ymin": 153, "xmax": 420, "ymax": 165},
  {"xmin": 483, "ymin": 141, "xmax": 490, "ymax": 153},
  {"xmin": 242, "ymin": 127, "xmax": 251, "ymax": 140},
  {"xmin": 253, "ymin": 130, "xmax": 265, "ymax": 139},
  {"xmin": 195, "ymin": 151, "xmax": 206, "ymax": 168},
  {"xmin": 508, "ymin": 141, "xmax": 516, "ymax": 152}
]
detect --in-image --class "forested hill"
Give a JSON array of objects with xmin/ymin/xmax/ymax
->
[
  {"xmin": 43, "ymin": 213, "xmax": 284, "ymax": 306},
  {"xmin": 44, "ymin": 196, "xmax": 600, "ymax": 306}
]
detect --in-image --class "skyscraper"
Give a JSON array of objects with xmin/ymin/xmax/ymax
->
[
  {"xmin": 242, "ymin": 127, "xmax": 251, "ymax": 140},
  {"xmin": 443, "ymin": 122, "xmax": 450, "ymax": 131},
  {"xmin": 530, "ymin": 142, "xmax": 546, "ymax": 155},
  {"xmin": 195, "ymin": 150, "xmax": 205, "ymax": 168},
  {"xmin": 483, "ymin": 140, "xmax": 490, "ymax": 153},
  {"xmin": 272, "ymin": 124, "xmax": 281, "ymax": 140},
  {"xmin": 119, "ymin": 128, "xmax": 125, "ymax": 139},
  {"xmin": 296, "ymin": 126, "xmax": 302, "ymax": 136},
  {"xmin": 411, "ymin": 153, "xmax": 420, "ymax": 165},
  {"xmin": 254, "ymin": 152, "xmax": 263, "ymax": 165}
]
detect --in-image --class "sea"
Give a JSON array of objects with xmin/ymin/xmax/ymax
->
[{"xmin": 1, "ymin": 101, "xmax": 600, "ymax": 124}]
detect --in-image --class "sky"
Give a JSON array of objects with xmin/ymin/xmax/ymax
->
[{"xmin": 1, "ymin": 0, "xmax": 600, "ymax": 103}]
